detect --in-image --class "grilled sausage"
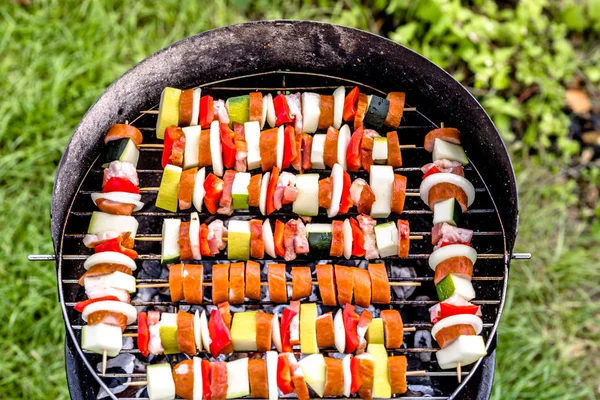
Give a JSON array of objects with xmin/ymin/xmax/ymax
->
[
  {"xmin": 182, "ymin": 264, "xmax": 204, "ymax": 304},
  {"xmin": 177, "ymin": 310, "xmax": 196, "ymax": 355},
  {"xmin": 323, "ymin": 357, "xmax": 344, "ymax": 396},
  {"xmin": 368, "ymin": 264, "xmax": 390, "ymax": 304},
  {"xmin": 268, "ymin": 263, "xmax": 287, "ymax": 303},
  {"xmin": 248, "ymin": 359, "xmax": 268, "ymax": 398},
  {"xmin": 316, "ymin": 312, "xmax": 335, "ymax": 348},
  {"xmin": 318, "ymin": 95, "xmax": 334, "ymax": 130},
  {"xmin": 434, "ymin": 256, "xmax": 474, "ymax": 285},
  {"xmin": 423, "ymin": 127, "xmax": 461, "ymax": 152},
  {"xmin": 169, "ymin": 263, "xmax": 184, "ymax": 302},
  {"xmin": 245, "ymin": 260, "xmax": 262, "ymax": 300},
  {"xmin": 388, "ymin": 355, "xmax": 408, "ymax": 394},
  {"xmin": 212, "ymin": 263, "xmax": 229, "ymax": 304},
  {"xmin": 334, "ymin": 265, "xmax": 354, "ymax": 305},
  {"xmin": 256, "ymin": 311, "xmax": 274, "ymax": 352},
  {"xmin": 381, "ymin": 309, "xmax": 404, "ymax": 348},
  {"xmin": 386, "ymin": 131, "xmax": 402, "ymax": 167},
  {"xmin": 172, "ymin": 359, "xmax": 194, "ymax": 400},
  {"xmin": 228, "ymin": 262, "xmax": 245, "ymax": 304},
  {"xmin": 178, "ymin": 222, "xmax": 194, "ymax": 261},
  {"xmin": 352, "ymin": 268, "xmax": 372, "ymax": 308},
  {"xmin": 316, "ymin": 264, "xmax": 337, "ymax": 306},
  {"xmin": 391, "ymin": 174, "xmax": 407, "ymax": 214},
  {"xmin": 383, "ymin": 92, "xmax": 405, "ymax": 129},
  {"xmin": 323, "ymin": 126, "xmax": 339, "ymax": 168},
  {"xmin": 291, "ymin": 266, "xmax": 312, "ymax": 300}
]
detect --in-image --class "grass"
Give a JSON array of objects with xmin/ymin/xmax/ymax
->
[{"xmin": 0, "ymin": 0, "xmax": 598, "ymax": 399}]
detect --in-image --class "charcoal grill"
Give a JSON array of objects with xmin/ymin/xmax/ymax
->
[{"xmin": 30, "ymin": 21, "xmax": 530, "ymax": 400}]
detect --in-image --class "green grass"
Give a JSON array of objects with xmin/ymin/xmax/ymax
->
[{"xmin": 0, "ymin": 1, "xmax": 598, "ymax": 399}]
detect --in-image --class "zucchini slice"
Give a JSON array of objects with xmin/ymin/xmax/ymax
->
[
  {"xmin": 306, "ymin": 223, "xmax": 332, "ymax": 257},
  {"xmin": 432, "ymin": 197, "xmax": 462, "ymax": 226},
  {"xmin": 364, "ymin": 95, "xmax": 390, "ymax": 129},
  {"xmin": 156, "ymin": 87, "xmax": 181, "ymax": 139},
  {"xmin": 88, "ymin": 211, "xmax": 139, "ymax": 238},
  {"xmin": 293, "ymin": 173, "xmax": 319, "ymax": 216},
  {"xmin": 161, "ymin": 218, "xmax": 181, "ymax": 264},
  {"xmin": 102, "ymin": 138, "xmax": 139, "ymax": 168}
]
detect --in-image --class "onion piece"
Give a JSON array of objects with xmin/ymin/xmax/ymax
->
[
  {"xmin": 91, "ymin": 192, "xmax": 144, "ymax": 211},
  {"xmin": 262, "ymin": 219, "xmax": 276, "ymax": 258},
  {"xmin": 337, "ymin": 124, "xmax": 351, "ymax": 170},
  {"xmin": 275, "ymin": 125, "xmax": 284, "ymax": 170},
  {"xmin": 332, "ymin": 86, "xmax": 345, "ymax": 129},
  {"xmin": 84, "ymin": 251, "xmax": 137, "ymax": 271},
  {"xmin": 342, "ymin": 219, "xmax": 353, "ymax": 259},
  {"xmin": 327, "ymin": 163, "xmax": 344, "ymax": 218},
  {"xmin": 192, "ymin": 167, "xmax": 206, "ymax": 212},
  {"xmin": 265, "ymin": 94, "xmax": 276, "ymax": 128},
  {"xmin": 259, "ymin": 171, "xmax": 271, "ymax": 216},
  {"xmin": 431, "ymin": 314, "xmax": 483, "ymax": 340},
  {"xmin": 190, "ymin": 88, "xmax": 201, "ymax": 126},
  {"xmin": 429, "ymin": 244, "xmax": 477, "ymax": 271},
  {"xmin": 261, "ymin": 94, "xmax": 268, "ymax": 129},
  {"xmin": 419, "ymin": 173, "xmax": 475, "ymax": 207},
  {"xmin": 81, "ymin": 300, "xmax": 137, "ymax": 324},
  {"xmin": 209, "ymin": 120, "xmax": 223, "ymax": 176},
  {"xmin": 189, "ymin": 212, "xmax": 201, "ymax": 260},
  {"xmin": 301, "ymin": 92, "xmax": 320, "ymax": 133}
]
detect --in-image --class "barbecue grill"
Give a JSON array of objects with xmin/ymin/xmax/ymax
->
[{"xmin": 29, "ymin": 21, "xmax": 530, "ymax": 400}]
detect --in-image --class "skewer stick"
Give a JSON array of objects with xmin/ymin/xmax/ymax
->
[
  {"xmin": 124, "ymin": 380, "xmax": 148, "ymax": 387},
  {"xmin": 101, "ymin": 349, "xmax": 107, "ymax": 376},
  {"xmin": 140, "ymin": 143, "xmax": 417, "ymax": 149},
  {"xmin": 135, "ymin": 235, "xmax": 423, "ymax": 242},
  {"xmin": 121, "ymin": 326, "xmax": 417, "ymax": 339},
  {"xmin": 140, "ymin": 186, "xmax": 421, "ymax": 196},
  {"xmin": 136, "ymin": 280, "xmax": 421, "ymax": 289},
  {"xmin": 139, "ymin": 107, "xmax": 418, "ymax": 115},
  {"xmin": 405, "ymin": 370, "xmax": 427, "ymax": 377},
  {"xmin": 457, "ymin": 361, "xmax": 462, "ymax": 383}
]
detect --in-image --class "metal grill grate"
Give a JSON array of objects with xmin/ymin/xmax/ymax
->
[{"xmin": 33, "ymin": 71, "xmax": 530, "ymax": 400}]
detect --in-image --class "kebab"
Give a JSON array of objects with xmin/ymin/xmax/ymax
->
[
  {"xmin": 154, "ymin": 86, "xmax": 411, "ymax": 139},
  {"xmin": 418, "ymin": 125, "xmax": 488, "ymax": 378},
  {"xmin": 150, "ymin": 212, "xmax": 418, "ymax": 263},
  {"xmin": 153, "ymin": 157, "xmax": 419, "ymax": 219}
]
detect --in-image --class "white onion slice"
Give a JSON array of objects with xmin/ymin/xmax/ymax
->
[
  {"xmin": 266, "ymin": 351, "xmax": 279, "ymax": 400},
  {"xmin": 332, "ymin": 86, "xmax": 345, "ymax": 129},
  {"xmin": 327, "ymin": 163, "xmax": 344, "ymax": 218},
  {"xmin": 342, "ymin": 354, "xmax": 352, "ymax": 397},
  {"xmin": 91, "ymin": 192, "xmax": 144, "ymax": 211},
  {"xmin": 200, "ymin": 310, "xmax": 212, "ymax": 350},
  {"xmin": 431, "ymin": 314, "xmax": 483, "ymax": 340},
  {"xmin": 192, "ymin": 167, "xmax": 206, "ymax": 212},
  {"xmin": 333, "ymin": 309, "xmax": 345, "ymax": 353},
  {"xmin": 189, "ymin": 212, "xmax": 201, "ymax": 260},
  {"xmin": 209, "ymin": 120, "xmax": 223, "ymax": 177},
  {"xmin": 81, "ymin": 300, "xmax": 137, "ymax": 325},
  {"xmin": 342, "ymin": 219, "xmax": 353, "ymax": 260},
  {"xmin": 275, "ymin": 125, "xmax": 284, "ymax": 170},
  {"xmin": 429, "ymin": 244, "xmax": 477, "ymax": 271},
  {"xmin": 337, "ymin": 124, "xmax": 351, "ymax": 170},
  {"xmin": 271, "ymin": 313, "xmax": 282, "ymax": 352},
  {"xmin": 261, "ymin": 94, "xmax": 268, "ymax": 129},
  {"xmin": 84, "ymin": 251, "xmax": 137, "ymax": 271},
  {"xmin": 265, "ymin": 94, "xmax": 276, "ymax": 128},
  {"xmin": 193, "ymin": 311, "xmax": 202, "ymax": 352},
  {"xmin": 193, "ymin": 356, "xmax": 203, "ymax": 400},
  {"xmin": 419, "ymin": 173, "xmax": 475, "ymax": 207},
  {"xmin": 263, "ymin": 219, "xmax": 276, "ymax": 258},
  {"xmin": 259, "ymin": 171, "xmax": 271, "ymax": 216},
  {"xmin": 190, "ymin": 88, "xmax": 201, "ymax": 126}
]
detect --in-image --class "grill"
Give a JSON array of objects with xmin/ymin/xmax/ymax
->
[{"xmin": 30, "ymin": 21, "xmax": 529, "ymax": 400}]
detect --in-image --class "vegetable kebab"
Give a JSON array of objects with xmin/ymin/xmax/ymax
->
[
  {"xmin": 130, "ymin": 348, "xmax": 412, "ymax": 400},
  {"xmin": 156, "ymin": 212, "xmax": 416, "ymax": 263},
  {"xmin": 155, "ymin": 86, "xmax": 406, "ymax": 139},
  {"xmin": 418, "ymin": 126, "xmax": 487, "ymax": 376},
  {"xmin": 131, "ymin": 302, "xmax": 409, "ymax": 359},
  {"xmin": 155, "ymin": 161, "xmax": 414, "ymax": 219},
  {"xmin": 73, "ymin": 123, "xmax": 147, "ymax": 374}
]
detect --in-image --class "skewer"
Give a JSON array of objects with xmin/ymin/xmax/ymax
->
[
  {"xmin": 136, "ymin": 280, "xmax": 421, "ymax": 289},
  {"xmin": 137, "ymin": 187, "xmax": 421, "ymax": 196},
  {"xmin": 101, "ymin": 349, "xmax": 107, "ymax": 377},
  {"xmin": 457, "ymin": 361, "xmax": 462, "ymax": 383},
  {"xmin": 121, "ymin": 326, "xmax": 418, "ymax": 339},
  {"xmin": 133, "ymin": 235, "xmax": 424, "ymax": 242},
  {"xmin": 139, "ymin": 107, "xmax": 418, "ymax": 115},
  {"xmin": 138, "ymin": 143, "xmax": 417, "ymax": 149}
]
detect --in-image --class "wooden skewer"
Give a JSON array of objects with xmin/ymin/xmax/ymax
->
[
  {"xmin": 139, "ymin": 107, "xmax": 418, "ymax": 115},
  {"xmin": 134, "ymin": 235, "xmax": 423, "ymax": 242},
  {"xmin": 124, "ymin": 380, "xmax": 148, "ymax": 387},
  {"xmin": 122, "ymin": 326, "xmax": 417, "ymax": 339},
  {"xmin": 136, "ymin": 280, "xmax": 421, "ymax": 289},
  {"xmin": 139, "ymin": 186, "xmax": 421, "ymax": 197},
  {"xmin": 405, "ymin": 370, "xmax": 427, "ymax": 377},
  {"xmin": 457, "ymin": 361, "xmax": 462, "ymax": 383},
  {"xmin": 101, "ymin": 349, "xmax": 107, "ymax": 377},
  {"xmin": 139, "ymin": 143, "xmax": 417, "ymax": 149}
]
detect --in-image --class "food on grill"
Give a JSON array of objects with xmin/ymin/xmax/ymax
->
[
  {"xmin": 230, "ymin": 311, "xmax": 258, "ymax": 351},
  {"xmin": 368, "ymin": 263, "xmax": 391, "ymax": 304},
  {"xmin": 147, "ymin": 363, "xmax": 176, "ymax": 400},
  {"xmin": 420, "ymin": 172, "xmax": 475, "ymax": 212},
  {"xmin": 335, "ymin": 265, "xmax": 355, "ymax": 305},
  {"xmin": 78, "ymin": 300, "xmax": 137, "ymax": 357},
  {"xmin": 429, "ymin": 294, "xmax": 482, "ymax": 324},
  {"xmin": 91, "ymin": 192, "xmax": 143, "ymax": 215},
  {"xmin": 310, "ymin": 133, "xmax": 326, "ymax": 169},
  {"xmin": 391, "ymin": 174, "xmax": 407, "ymax": 214},
  {"xmin": 156, "ymin": 164, "xmax": 182, "ymax": 212},
  {"xmin": 429, "ymin": 243, "xmax": 477, "ymax": 285},
  {"xmin": 433, "ymin": 138, "xmax": 469, "ymax": 165},
  {"xmin": 292, "ymin": 173, "xmax": 319, "ymax": 216},
  {"xmin": 365, "ymin": 317, "xmax": 384, "ymax": 344},
  {"xmin": 369, "ymin": 165, "xmax": 395, "ymax": 218},
  {"xmin": 432, "ymin": 197, "xmax": 462, "ymax": 226},
  {"xmin": 156, "ymin": 87, "xmax": 182, "ymax": 139},
  {"xmin": 299, "ymin": 303, "xmax": 318, "ymax": 354},
  {"xmin": 267, "ymin": 263, "xmax": 287, "ymax": 303},
  {"xmin": 103, "ymin": 161, "xmax": 139, "ymax": 188},
  {"xmin": 367, "ymin": 343, "xmax": 391, "ymax": 398},
  {"xmin": 290, "ymin": 266, "xmax": 312, "ymax": 300},
  {"xmin": 372, "ymin": 136, "xmax": 388, "ymax": 165},
  {"xmin": 373, "ymin": 222, "xmax": 398, "ymax": 258},
  {"xmin": 102, "ymin": 137, "xmax": 140, "ymax": 168},
  {"xmin": 435, "ymin": 335, "xmax": 487, "ymax": 370},
  {"xmin": 423, "ymin": 127, "xmax": 461, "ymax": 152},
  {"xmin": 388, "ymin": 355, "xmax": 408, "ymax": 395},
  {"xmin": 380, "ymin": 309, "xmax": 404, "ymax": 348},
  {"xmin": 299, "ymin": 354, "xmax": 326, "ymax": 397},
  {"xmin": 226, "ymin": 95, "xmax": 250, "ymax": 126},
  {"xmin": 364, "ymin": 95, "xmax": 390, "ymax": 130},
  {"xmin": 87, "ymin": 211, "xmax": 139, "ymax": 238},
  {"xmin": 360, "ymin": 130, "xmax": 375, "ymax": 172},
  {"xmin": 357, "ymin": 214, "xmax": 379, "ymax": 259}
]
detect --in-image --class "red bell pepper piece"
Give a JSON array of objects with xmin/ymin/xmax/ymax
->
[
  {"xmin": 266, "ymin": 167, "xmax": 280, "ymax": 215},
  {"xmin": 439, "ymin": 302, "xmax": 481, "ymax": 320},
  {"xmin": 93, "ymin": 236, "xmax": 138, "ymax": 259},
  {"xmin": 73, "ymin": 296, "xmax": 120, "ymax": 313},
  {"xmin": 350, "ymin": 356, "xmax": 362, "ymax": 394},
  {"xmin": 339, "ymin": 171, "xmax": 353, "ymax": 214},
  {"xmin": 346, "ymin": 127, "xmax": 363, "ymax": 171},
  {"xmin": 208, "ymin": 308, "xmax": 232, "ymax": 358},
  {"xmin": 277, "ymin": 355, "xmax": 295, "ymax": 394},
  {"xmin": 343, "ymin": 303, "xmax": 361, "ymax": 353},
  {"xmin": 273, "ymin": 219, "xmax": 286, "ymax": 258},
  {"xmin": 161, "ymin": 126, "xmax": 179, "ymax": 168},
  {"xmin": 202, "ymin": 359, "xmax": 212, "ymax": 400},
  {"xmin": 203, "ymin": 173, "xmax": 224, "ymax": 214},
  {"xmin": 137, "ymin": 312, "xmax": 150, "ymax": 357},
  {"xmin": 220, "ymin": 123, "xmax": 236, "ymax": 169},
  {"xmin": 199, "ymin": 95, "xmax": 214, "ymax": 128},
  {"xmin": 102, "ymin": 177, "xmax": 139, "ymax": 194},
  {"xmin": 343, "ymin": 87, "xmax": 360, "ymax": 121},
  {"xmin": 349, "ymin": 217, "xmax": 365, "ymax": 257},
  {"xmin": 280, "ymin": 306, "xmax": 298, "ymax": 352},
  {"xmin": 282, "ymin": 125, "xmax": 298, "ymax": 169},
  {"xmin": 199, "ymin": 223, "xmax": 211, "ymax": 256},
  {"xmin": 422, "ymin": 165, "xmax": 441, "ymax": 180},
  {"xmin": 273, "ymin": 94, "xmax": 293, "ymax": 125}
]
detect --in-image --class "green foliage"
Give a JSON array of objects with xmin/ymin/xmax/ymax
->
[{"xmin": 383, "ymin": 0, "xmax": 598, "ymax": 162}]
